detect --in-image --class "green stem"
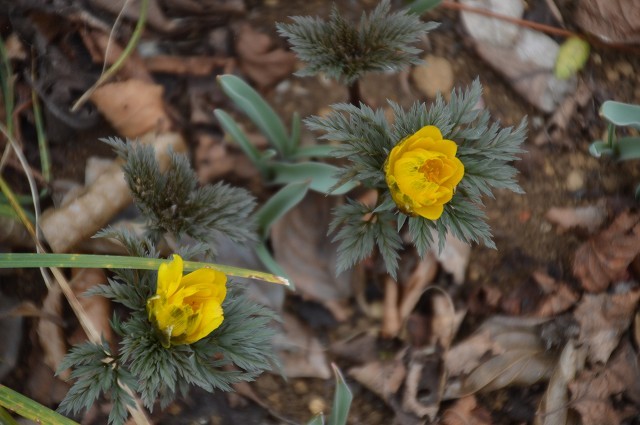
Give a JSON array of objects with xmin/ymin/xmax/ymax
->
[{"xmin": 71, "ymin": 0, "xmax": 149, "ymax": 112}]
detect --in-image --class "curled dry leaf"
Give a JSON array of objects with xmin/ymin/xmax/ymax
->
[
  {"xmin": 235, "ymin": 24, "xmax": 297, "ymax": 88},
  {"xmin": 545, "ymin": 203, "xmax": 607, "ymax": 233},
  {"xmin": 573, "ymin": 210, "xmax": 640, "ymax": 292},
  {"xmin": 90, "ymin": 79, "xmax": 171, "ymax": 139},
  {"xmin": 444, "ymin": 316, "xmax": 556, "ymax": 399},
  {"xmin": 442, "ymin": 396, "xmax": 492, "ymax": 425},
  {"xmin": 569, "ymin": 340, "xmax": 640, "ymax": 425},
  {"xmin": 576, "ymin": 0, "xmax": 640, "ymax": 44},
  {"xmin": 41, "ymin": 132, "xmax": 186, "ymax": 253},
  {"xmin": 574, "ymin": 287, "xmax": 640, "ymax": 364},
  {"xmin": 349, "ymin": 354, "xmax": 407, "ymax": 403},
  {"xmin": 534, "ymin": 340, "xmax": 583, "ymax": 425}
]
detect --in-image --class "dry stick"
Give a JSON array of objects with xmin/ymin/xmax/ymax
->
[
  {"xmin": 0, "ymin": 125, "xmax": 152, "ymax": 425},
  {"xmin": 71, "ymin": 0, "xmax": 149, "ymax": 112}
]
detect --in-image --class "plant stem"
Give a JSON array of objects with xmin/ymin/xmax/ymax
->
[{"xmin": 348, "ymin": 80, "xmax": 362, "ymax": 106}]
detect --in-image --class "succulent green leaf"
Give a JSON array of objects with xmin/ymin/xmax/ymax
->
[
  {"xmin": 615, "ymin": 136, "xmax": 640, "ymax": 161},
  {"xmin": 327, "ymin": 364, "xmax": 353, "ymax": 425},
  {"xmin": 271, "ymin": 162, "xmax": 358, "ymax": 195},
  {"xmin": 600, "ymin": 101, "xmax": 640, "ymax": 130},
  {"xmin": 217, "ymin": 75, "xmax": 291, "ymax": 155},
  {"xmin": 254, "ymin": 181, "xmax": 310, "ymax": 239},
  {"xmin": 589, "ymin": 140, "xmax": 614, "ymax": 158},
  {"xmin": 214, "ymin": 109, "xmax": 264, "ymax": 168},
  {"xmin": 290, "ymin": 145, "xmax": 336, "ymax": 159}
]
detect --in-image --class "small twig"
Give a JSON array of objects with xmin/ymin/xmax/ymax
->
[{"xmin": 71, "ymin": 0, "xmax": 149, "ymax": 112}]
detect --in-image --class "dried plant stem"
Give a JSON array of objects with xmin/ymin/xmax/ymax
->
[{"xmin": 71, "ymin": 0, "xmax": 149, "ymax": 112}]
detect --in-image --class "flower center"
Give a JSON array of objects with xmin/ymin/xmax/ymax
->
[{"xmin": 419, "ymin": 158, "xmax": 443, "ymax": 182}]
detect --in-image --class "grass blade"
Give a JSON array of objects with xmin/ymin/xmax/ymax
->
[
  {"xmin": 0, "ymin": 385, "xmax": 79, "ymax": 425},
  {"xmin": 218, "ymin": 75, "xmax": 290, "ymax": 156},
  {"xmin": 0, "ymin": 253, "xmax": 290, "ymax": 287}
]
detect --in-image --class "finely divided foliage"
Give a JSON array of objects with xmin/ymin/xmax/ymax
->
[
  {"xmin": 59, "ymin": 195, "xmax": 276, "ymax": 422},
  {"xmin": 103, "ymin": 137, "xmax": 257, "ymax": 252},
  {"xmin": 308, "ymin": 80, "xmax": 527, "ymax": 278},
  {"xmin": 277, "ymin": 0, "xmax": 438, "ymax": 85}
]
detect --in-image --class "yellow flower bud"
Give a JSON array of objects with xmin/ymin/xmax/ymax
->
[
  {"xmin": 384, "ymin": 125, "xmax": 464, "ymax": 220},
  {"xmin": 147, "ymin": 254, "xmax": 227, "ymax": 348}
]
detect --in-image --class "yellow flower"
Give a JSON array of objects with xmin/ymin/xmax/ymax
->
[
  {"xmin": 384, "ymin": 125, "xmax": 464, "ymax": 220},
  {"xmin": 147, "ymin": 254, "xmax": 227, "ymax": 348}
]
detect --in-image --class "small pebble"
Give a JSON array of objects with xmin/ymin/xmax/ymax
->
[
  {"xmin": 308, "ymin": 396, "xmax": 327, "ymax": 416},
  {"xmin": 293, "ymin": 380, "xmax": 308, "ymax": 395},
  {"xmin": 566, "ymin": 170, "xmax": 585, "ymax": 191}
]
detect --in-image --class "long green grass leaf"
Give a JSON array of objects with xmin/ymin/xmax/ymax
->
[
  {"xmin": 0, "ymin": 385, "xmax": 79, "ymax": 425},
  {"xmin": 0, "ymin": 253, "xmax": 289, "ymax": 287},
  {"xmin": 218, "ymin": 75, "xmax": 291, "ymax": 156}
]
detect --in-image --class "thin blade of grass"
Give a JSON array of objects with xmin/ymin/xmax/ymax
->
[{"xmin": 0, "ymin": 253, "xmax": 290, "ymax": 287}]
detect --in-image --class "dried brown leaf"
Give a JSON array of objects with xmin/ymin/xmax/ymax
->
[
  {"xmin": 37, "ymin": 284, "xmax": 68, "ymax": 379},
  {"xmin": 574, "ymin": 288, "xmax": 640, "ymax": 363},
  {"xmin": 545, "ymin": 204, "xmax": 607, "ymax": 233},
  {"xmin": 68, "ymin": 268, "xmax": 112, "ymax": 346},
  {"xmin": 576, "ymin": 0, "xmax": 640, "ymax": 44},
  {"xmin": 235, "ymin": 24, "xmax": 296, "ymax": 88},
  {"xmin": 271, "ymin": 313, "xmax": 330, "ymax": 379},
  {"xmin": 532, "ymin": 271, "xmax": 579, "ymax": 317},
  {"xmin": 271, "ymin": 193, "xmax": 354, "ymax": 321},
  {"xmin": 569, "ymin": 340, "xmax": 640, "ymax": 425},
  {"xmin": 534, "ymin": 341, "xmax": 583, "ymax": 425},
  {"xmin": 78, "ymin": 28, "xmax": 152, "ymax": 82},
  {"xmin": 90, "ymin": 79, "xmax": 171, "ymax": 139},
  {"xmin": 444, "ymin": 316, "xmax": 555, "ymax": 399},
  {"xmin": 442, "ymin": 396, "xmax": 492, "ymax": 425},
  {"xmin": 573, "ymin": 211, "xmax": 640, "ymax": 292},
  {"xmin": 349, "ymin": 355, "xmax": 406, "ymax": 402}
]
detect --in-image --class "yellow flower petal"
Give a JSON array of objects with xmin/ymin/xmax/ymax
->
[
  {"xmin": 147, "ymin": 255, "xmax": 228, "ymax": 347},
  {"xmin": 385, "ymin": 125, "xmax": 464, "ymax": 221}
]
